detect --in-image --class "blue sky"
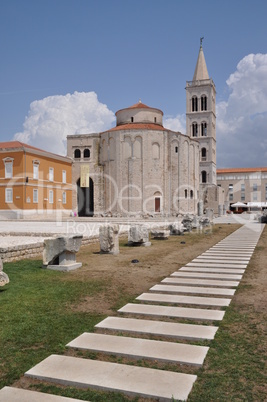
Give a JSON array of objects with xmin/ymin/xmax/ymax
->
[{"xmin": 1, "ymin": 0, "xmax": 267, "ymax": 167}]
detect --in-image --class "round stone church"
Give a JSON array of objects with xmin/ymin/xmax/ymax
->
[{"xmin": 67, "ymin": 100, "xmax": 199, "ymax": 217}]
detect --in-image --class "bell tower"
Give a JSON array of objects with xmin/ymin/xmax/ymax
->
[{"xmin": 186, "ymin": 38, "xmax": 216, "ymax": 186}]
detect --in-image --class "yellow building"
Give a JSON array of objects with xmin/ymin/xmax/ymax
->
[{"xmin": 0, "ymin": 141, "xmax": 72, "ymax": 219}]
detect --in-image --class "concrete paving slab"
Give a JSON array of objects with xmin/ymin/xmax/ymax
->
[
  {"xmin": 162, "ymin": 277, "xmax": 239, "ymax": 287},
  {"xmin": 25, "ymin": 354, "xmax": 197, "ymax": 402},
  {"xmin": 192, "ymin": 258, "xmax": 249, "ymax": 265},
  {"xmin": 136, "ymin": 292, "xmax": 231, "ymax": 307},
  {"xmin": 194, "ymin": 255, "xmax": 249, "ymax": 261},
  {"xmin": 67, "ymin": 332, "xmax": 209, "ymax": 366},
  {"xmin": 179, "ymin": 267, "xmax": 245, "ymax": 274},
  {"xmin": 0, "ymin": 387, "xmax": 83, "ymax": 402},
  {"xmin": 186, "ymin": 262, "xmax": 247, "ymax": 269},
  {"xmin": 150, "ymin": 284, "xmax": 236, "ymax": 296},
  {"xmin": 171, "ymin": 272, "xmax": 242, "ymax": 280},
  {"xmin": 95, "ymin": 316, "xmax": 218, "ymax": 340},
  {"xmin": 203, "ymin": 252, "xmax": 252, "ymax": 257},
  {"xmin": 118, "ymin": 303, "xmax": 225, "ymax": 321}
]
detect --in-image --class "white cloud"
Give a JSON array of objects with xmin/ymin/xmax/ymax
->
[
  {"xmin": 14, "ymin": 91, "xmax": 115, "ymax": 155},
  {"xmin": 164, "ymin": 114, "xmax": 186, "ymax": 133},
  {"xmin": 217, "ymin": 53, "xmax": 267, "ymax": 167}
]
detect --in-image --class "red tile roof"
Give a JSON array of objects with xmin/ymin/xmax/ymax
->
[
  {"xmin": 103, "ymin": 123, "xmax": 166, "ymax": 133},
  {"xmin": 115, "ymin": 101, "xmax": 163, "ymax": 116},
  {"xmin": 217, "ymin": 167, "xmax": 267, "ymax": 174}
]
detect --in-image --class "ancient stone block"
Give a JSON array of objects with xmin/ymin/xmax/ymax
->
[
  {"xmin": 128, "ymin": 225, "xmax": 151, "ymax": 247},
  {"xmin": 151, "ymin": 229, "xmax": 169, "ymax": 240},
  {"xmin": 43, "ymin": 235, "xmax": 83, "ymax": 271},
  {"xmin": 99, "ymin": 225, "xmax": 119, "ymax": 255},
  {"xmin": 169, "ymin": 222, "xmax": 185, "ymax": 235},
  {"xmin": 0, "ymin": 258, "xmax": 9, "ymax": 286}
]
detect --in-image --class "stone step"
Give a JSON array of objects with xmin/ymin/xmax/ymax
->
[
  {"xmin": 67, "ymin": 332, "xmax": 209, "ymax": 366},
  {"xmin": 195, "ymin": 255, "xmax": 249, "ymax": 261},
  {"xmin": 205, "ymin": 250, "xmax": 252, "ymax": 255},
  {"xmin": 137, "ymin": 292, "xmax": 231, "ymax": 307},
  {"xmin": 25, "ymin": 354, "xmax": 197, "ymax": 402},
  {"xmin": 162, "ymin": 277, "xmax": 239, "ymax": 288},
  {"xmin": 118, "ymin": 303, "xmax": 225, "ymax": 321},
  {"xmin": 186, "ymin": 262, "xmax": 247, "ymax": 269},
  {"xmin": 179, "ymin": 267, "xmax": 245, "ymax": 274},
  {"xmin": 211, "ymin": 246, "xmax": 255, "ymax": 251},
  {"xmin": 0, "ymin": 387, "xmax": 83, "ymax": 402},
  {"xmin": 171, "ymin": 271, "xmax": 242, "ymax": 280},
  {"xmin": 150, "ymin": 284, "xmax": 236, "ymax": 296},
  {"xmin": 191, "ymin": 258, "xmax": 248, "ymax": 265},
  {"xmin": 95, "ymin": 316, "xmax": 218, "ymax": 340}
]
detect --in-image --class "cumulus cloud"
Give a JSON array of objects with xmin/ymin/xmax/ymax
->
[
  {"xmin": 164, "ymin": 114, "xmax": 186, "ymax": 133},
  {"xmin": 14, "ymin": 91, "xmax": 115, "ymax": 155},
  {"xmin": 217, "ymin": 53, "xmax": 267, "ymax": 168}
]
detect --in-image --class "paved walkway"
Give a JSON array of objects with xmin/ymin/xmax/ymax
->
[{"xmin": 0, "ymin": 222, "xmax": 264, "ymax": 402}]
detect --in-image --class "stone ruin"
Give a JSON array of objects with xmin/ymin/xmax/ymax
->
[
  {"xmin": 150, "ymin": 228, "xmax": 170, "ymax": 240},
  {"xmin": 43, "ymin": 235, "xmax": 83, "ymax": 271},
  {"xmin": 169, "ymin": 222, "xmax": 185, "ymax": 235},
  {"xmin": 0, "ymin": 257, "xmax": 9, "ymax": 287},
  {"xmin": 128, "ymin": 225, "xmax": 151, "ymax": 247},
  {"xmin": 99, "ymin": 224, "xmax": 119, "ymax": 255}
]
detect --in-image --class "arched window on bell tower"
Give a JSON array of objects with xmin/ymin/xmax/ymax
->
[
  {"xmin": 191, "ymin": 96, "xmax": 198, "ymax": 112},
  {"xmin": 201, "ymin": 95, "xmax": 207, "ymax": 111},
  {"xmin": 201, "ymin": 122, "xmax": 207, "ymax": 136},
  {"xmin": 201, "ymin": 170, "xmax": 207, "ymax": 183},
  {"xmin": 201, "ymin": 147, "xmax": 207, "ymax": 161},
  {"xmin": 192, "ymin": 122, "xmax": 198, "ymax": 137}
]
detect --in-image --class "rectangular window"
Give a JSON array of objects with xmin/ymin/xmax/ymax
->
[
  {"xmin": 33, "ymin": 164, "xmax": 39, "ymax": 179},
  {"xmin": 62, "ymin": 192, "xmax": 66, "ymax": 204},
  {"xmin": 33, "ymin": 189, "xmax": 38, "ymax": 203},
  {"xmin": 241, "ymin": 193, "xmax": 245, "ymax": 201},
  {"xmin": 229, "ymin": 193, "xmax": 233, "ymax": 201},
  {"xmin": 253, "ymin": 183, "xmax": 257, "ymax": 192},
  {"xmin": 62, "ymin": 170, "xmax": 66, "ymax": 184},
  {"xmin": 49, "ymin": 190, "xmax": 53, "ymax": 204},
  {"xmin": 5, "ymin": 162, "xmax": 13, "ymax": 178},
  {"xmin": 253, "ymin": 192, "xmax": 257, "ymax": 201},
  {"xmin": 265, "ymin": 184, "xmax": 267, "ymax": 201},
  {"xmin": 49, "ymin": 168, "xmax": 54, "ymax": 181},
  {"xmin": 241, "ymin": 183, "xmax": 245, "ymax": 191},
  {"xmin": 5, "ymin": 188, "xmax": 13, "ymax": 203}
]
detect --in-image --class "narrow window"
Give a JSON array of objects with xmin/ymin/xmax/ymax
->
[
  {"xmin": 201, "ymin": 95, "xmax": 207, "ymax": 111},
  {"xmin": 185, "ymin": 189, "xmax": 188, "ymax": 199},
  {"xmin": 131, "ymin": 117, "xmax": 134, "ymax": 122},
  {"xmin": 5, "ymin": 188, "xmax": 13, "ymax": 203},
  {"xmin": 154, "ymin": 117, "xmax": 157, "ymax": 123},
  {"xmin": 175, "ymin": 146, "xmax": 178, "ymax": 153},
  {"xmin": 201, "ymin": 148, "xmax": 207, "ymax": 161},
  {"xmin": 33, "ymin": 164, "xmax": 39, "ymax": 179},
  {"xmin": 74, "ymin": 149, "xmax": 81, "ymax": 158},
  {"xmin": 155, "ymin": 197, "xmax": 160, "ymax": 213},
  {"xmin": 49, "ymin": 190, "xmax": 54, "ymax": 204},
  {"xmin": 265, "ymin": 184, "xmax": 267, "ymax": 201},
  {"xmin": 84, "ymin": 148, "xmax": 90, "ymax": 158},
  {"xmin": 201, "ymin": 122, "xmax": 207, "ymax": 136},
  {"xmin": 191, "ymin": 96, "xmax": 198, "ymax": 112},
  {"xmin": 62, "ymin": 170, "xmax": 66, "ymax": 184},
  {"xmin": 33, "ymin": 189, "xmax": 38, "ymax": 203},
  {"xmin": 190, "ymin": 190, "xmax": 193, "ymax": 199},
  {"xmin": 201, "ymin": 171, "xmax": 207, "ymax": 183},
  {"xmin": 4, "ymin": 160, "xmax": 13, "ymax": 178},
  {"xmin": 62, "ymin": 192, "xmax": 66, "ymax": 204},
  {"xmin": 253, "ymin": 183, "xmax": 257, "ymax": 192},
  {"xmin": 49, "ymin": 167, "xmax": 54, "ymax": 181},
  {"xmin": 192, "ymin": 123, "xmax": 198, "ymax": 137}
]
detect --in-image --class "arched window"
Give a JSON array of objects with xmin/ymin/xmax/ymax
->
[
  {"xmin": 201, "ymin": 147, "xmax": 207, "ymax": 161},
  {"xmin": 190, "ymin": 190, "xmax": 194, "ymax": 199},
  {"xmin": 201, "ymin": 95, "xmax": 207, "ymax": 111},
  {"xmin": 201, "ymin": 122, "xmax": 207, "ymax": 136},
  {"xmin": 191, "ymin": 96, "xmax": 198, "ymax": 112},
  {"xmin": 84, "ymin": 148, "xmax": 90, "ymax": 158},
  {"xmin": 192, "ymin": 123, "xmax": 198, "ymax": 137},
  {"xmin": 74, "ymin": 149, "xmax": 81, "ymax": 159},
  {"xmin": 201, "ymin": 171, "xmax": 207, "ymax": 183}
]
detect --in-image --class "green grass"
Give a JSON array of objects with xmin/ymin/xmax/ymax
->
[{"xmin": 0, "ymin": 260, "xmax": 106, "ymax": 389}]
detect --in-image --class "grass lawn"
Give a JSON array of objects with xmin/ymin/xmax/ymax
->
[{"xmin": 0, "ymin": 224, "xmax": 266, "ymax": 401}]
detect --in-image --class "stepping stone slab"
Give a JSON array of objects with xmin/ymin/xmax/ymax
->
[
  {"xmin": 95, "ymin": 316, "xmax": 218, "ymax": 340},
  {"xmin": 151, "ymin": 284, "xmax": 236, "ymax": 296},
  {"xmin": 137, "ymin": 292, "xmax": 231, "ymax": 307},
  {"xmin": 179, "ymin": 267, "xmax": 245, "ymax": 274},
  {"xmin": 67, "ymin": 332, "xmax": 209, "ymax": 366},
  {"xmin": 186, "ymin": 262, "xmax": 247, "ymax": 269},
  {"xmin": 171, "ymin": 272, "xmax": 242, "ymax": 280},
  {"xmin": 162, "ymin": 277, "xmax": 239, "ymax": 287},
  {"xmin": 25, "ymin": 354, "xmax": 197, "ymax": 402},
  {"xmin": 195, "ymin": 256, "xmax": 249, "ymax": 261},
  {"xmin": 118, "ymin": 303, "xmax": 225, "ymax": 321},
  {"xmin": 0, "ymin": 387, "xmax": 83, "ymax": 402}
]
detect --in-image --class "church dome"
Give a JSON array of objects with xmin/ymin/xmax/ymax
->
[{"xmin": 115, "ymin": 100, "xmax": 163, "ymax": 127}]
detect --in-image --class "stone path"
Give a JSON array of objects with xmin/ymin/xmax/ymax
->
[{"xmin": 0, "ymin": 223, "xmax": 264, "ymax": 402}]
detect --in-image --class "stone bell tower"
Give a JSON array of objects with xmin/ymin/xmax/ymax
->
[{"xmin": 186, "ymin": 38, "xmax": 217, "ymax": 186}]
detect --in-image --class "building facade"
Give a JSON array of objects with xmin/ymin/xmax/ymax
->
[
  {"xmin": 67, "ymin": 102, "xmax": 200, "ymax": 217},
  {"xmin": 217, "ymin": 167, "xmax": 267, "ymax": 210},
  {"xmin": 0, "ymin": 141, "xmax": 72, "ymax": 219}
]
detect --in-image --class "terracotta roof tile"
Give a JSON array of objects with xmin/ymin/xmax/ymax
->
[
  {"xmin": 217, "ymin": 167, "xmax": 267, "ymax": 174},
  {"xmin": 102, "ymin": 123, "xmax": 166, "ymax": 133}
]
